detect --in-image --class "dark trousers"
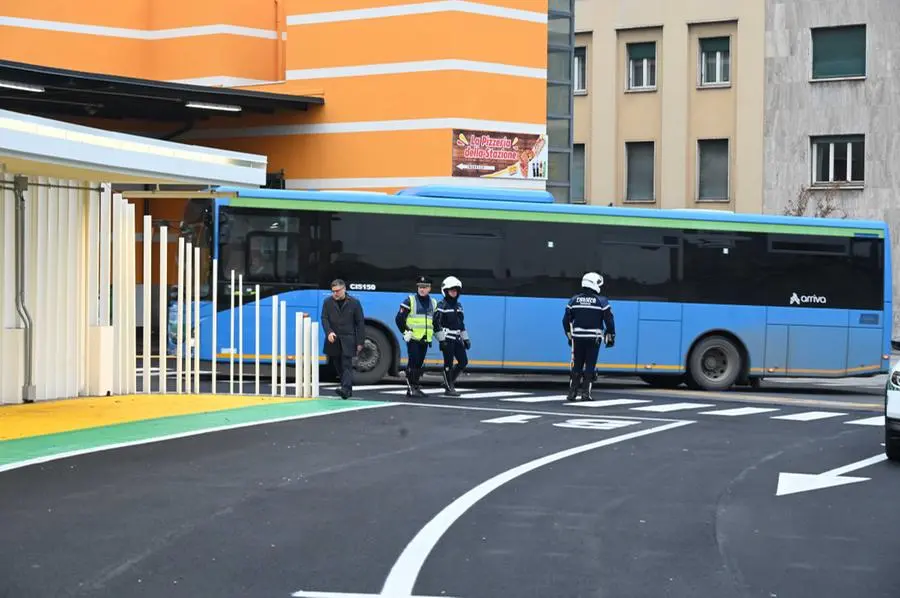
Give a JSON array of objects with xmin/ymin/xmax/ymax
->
[
  {"xmin": 332, "ymin": 345, "xmax": 355, "ymax": 392},
  {"xmin": 441, "ymin": 340, "xmax": 469, "ymax": 372},
  {"xmin": 571, "ymin": 337, "xmax": 600, "ymax": 379},
  {"xmin": 407, "ymin": 340, "xmax": 428, "ymax": 370}
]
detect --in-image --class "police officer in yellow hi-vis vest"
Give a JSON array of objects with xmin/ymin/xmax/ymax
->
[{"xmin": 395, "ymin": 275, "xmax": 438, "ymax": 397}]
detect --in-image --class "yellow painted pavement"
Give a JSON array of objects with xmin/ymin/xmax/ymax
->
[{"xmin": 0, "ymin": 394, "xmax": 311, "ymax": 441}]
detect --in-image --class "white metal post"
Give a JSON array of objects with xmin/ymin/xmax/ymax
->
[
  {"xmin": 294, "ymin": 312, "xmax": 303, "ymax": 397},
  {"xmin": 158, "ymin": 225, "xmax": 167, "ymax": 393},
  {"xmin": 142, "ymin": 214, "xmax": 152, "ymax": 393},
  {"xmin": 238, "ymin": 273, "xmax": 244, "ymax": 394},
  {"xmin": 176, "ymin": 237, "xmax": 184, "ymax": 393},
  {"xmin": 280, "ymin": 300, "xmax": 287, "ymax": 396},
  {"xmin": 304, "ymin": 314, "xmax": 313, "ymax": 398},
  {"xmin": 229, "ymin": 269, "xmax": 235, "ymax": 394},
  {"xmin": 184, "ymin": 241, "xmax": 193, "ymax": 393},
  {"xmin": 271, "ymin": 296, "xmax": 278, "ymax": 396},
  {"xmin": 211, "ymin": 257, "xmax": 217, "ymax": 394},
  {"xmin": 193, "ymin": 245, "xmax": 200, "ymax": 393},
  {"xmin": 311, "ymin": 322, "xmax": 320, "ymax": 397},
  {"xmin": 254, "ymin": 284, "xmax": 260, "ymax": 396}
]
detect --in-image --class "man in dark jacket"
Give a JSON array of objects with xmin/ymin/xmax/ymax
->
[
  {"xmin": 562, "ymin": 271, "xmax": 616, "ymax": 401},
  {"xmin": 321, "ymin": 279, "xmax": 365, "ymax": 398}
]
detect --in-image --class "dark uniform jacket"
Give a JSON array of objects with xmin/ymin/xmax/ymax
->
[
  {"xmin": 321, "ymin": 294, "xmax": 365, "ymax": 356},
  {"xmin": 562, "ymin": 289, "xmax": 615, "ymax": 341},
  {"xmin": 433, "ymin": 297, "xmax": 467, "ymax": 342}
]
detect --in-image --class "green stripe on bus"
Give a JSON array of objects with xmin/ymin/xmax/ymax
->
[{"xmin": 229, "ymin": 198, "xmax": 884, "ymax": 238}]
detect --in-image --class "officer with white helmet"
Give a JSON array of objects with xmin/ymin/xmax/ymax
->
[
  {"xmin": 562, "ymin": 271, "xmax": 616, "ymax": 401},
  {"xmin": 433, "ymin": 275, "xmax": 470, "ymax": 396}
]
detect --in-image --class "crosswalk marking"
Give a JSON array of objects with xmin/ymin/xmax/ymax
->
[
  {"xmin": 630, "ymin": 402, "xmax": 716, "ymax": 413},
  {"xmin": 771, "ymin": 411, "xmax": 847, "ymax": 421},
  {"xmin": 383, "ymin": 388, "xmax": 473, "ymax": 396},
  {"xmin": 845, "ymin": 416, "xmax": 885, "ymax": 426},
  {"xmin": 500, "ymin": 395, "xmax": 571, "ymax": 403},
  {"xmin": 699, "ymin": 407, "xmax": 781, "ymax": 416},
  {"xmin": 571, "ymin": 399, "xmax": 652, "ymax": 408},
  {"xmin": 460, "ymin": 391, "xmax": 531, "ymax": 399},
  {"xmin": 360, "ymin": 385, "xmax": 882, "ymax": 427}
]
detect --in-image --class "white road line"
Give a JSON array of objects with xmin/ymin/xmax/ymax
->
[
  {"xmin": 350, "ymin": 384, "xmax": 407, "ymax": 391},
  {"xmin": 382, "ymin": 388, "xmax": 472, "ymax": 395},
  {"xmin": 480, "ymin": 414, "xmax": 542, "ymax": 424},
  {"xmin": 399, "ymin": 401, "xmax": 682, "ymax": 422},
  {"xmin": 500, "ymin": 394, "xmax": 570, "ymax": 403},
  {"xmin": 699, "ymin": 407, "xmax": 781, "ymax": 416},
  {"xmin": 377, "ymin": 419, "xmax": 694, "ymax": 596},
  {"xmin": 630, "ymin": 402, "xmax": 716, "ymax": 413},
  {"xmin": 771, "ymin": 411, "xmax": 847, "ymax": 421},
  {"xmin": 571, "ymin": 399, "xmax": 652, "ymax": 408},
  {"xmin": 457, "ymin": 391, "xmax": 530, "ymax": 399},
  {"xmin": 845, "ymin": 416, "xmax": 885, "ymax": 426}
]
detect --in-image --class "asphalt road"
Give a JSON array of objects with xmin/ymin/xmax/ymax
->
[{"xmin": 2, "ymin": 379, "xmax": 897, "ymax": 598}]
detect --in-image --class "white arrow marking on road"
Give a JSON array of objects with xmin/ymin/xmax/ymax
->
[
  {"xmin": 481, "ymin": 414, "xmax": 542, "ymax": 424},
  {"xmin": 775, "ymin": 453, "xmax": 888, "ymax": 497},
  {"xmin": 292, "ymin": 592, "xmax": 456, "ymax": 598}
]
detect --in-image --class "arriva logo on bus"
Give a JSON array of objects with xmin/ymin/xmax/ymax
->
[{"xmin": 789, "ymin": 292, "xmax": 827, "ymax": 305}]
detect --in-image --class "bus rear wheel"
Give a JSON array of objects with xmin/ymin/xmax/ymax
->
[
  {"xmin": 353, "ymin": 325, "xmax": 392, "ymax": 386},
  {"xmin": 687, "ymin": 335, "xmax": 742, "ymax": 391}
]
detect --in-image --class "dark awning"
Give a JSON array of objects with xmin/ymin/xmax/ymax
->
[{"xmin": 0, "ymin": 59, "xmax": 323, "ymax": 123}]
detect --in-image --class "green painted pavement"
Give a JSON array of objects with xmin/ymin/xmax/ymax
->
[{"xmin": 0, "ymin": 399, "xmax": 384, "ymax": 471}]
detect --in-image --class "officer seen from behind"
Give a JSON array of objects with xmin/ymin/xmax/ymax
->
[
  {"xmin": 433, "ymin": 276, "xmax": 470, "ymax": 397},
  {"xmin": 562, "ymin": 271, "xmax": 615, "ymax": 401},
  {"xmin": 396, "ymin": 276, "xmax": 437, "ymax": 397}
]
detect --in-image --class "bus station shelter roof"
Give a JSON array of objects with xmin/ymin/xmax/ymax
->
[{"xmin": 0, "ymin": 108, "xmax": 268, "ymax": 186}]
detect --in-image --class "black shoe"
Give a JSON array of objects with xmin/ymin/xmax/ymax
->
[
  {"xmin": 567, "ymin": 373, "xmax": 581, "ymax": 401},
  {"xmin": 442, "ymin": 368, "xmax": 461, "ymax": 397}
]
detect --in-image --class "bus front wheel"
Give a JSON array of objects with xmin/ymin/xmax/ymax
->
[
  {"xmin": 353, "ymin": 325, "xmax": 392, "ymax": 386},
  {"xmin": 687, "ymin": 335, "xmax": 742, "ymax": 391}
]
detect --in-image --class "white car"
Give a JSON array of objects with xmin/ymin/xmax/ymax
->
[{"xmin": 886, "ymin": 361, "xmax": 900, "ymax": 461}]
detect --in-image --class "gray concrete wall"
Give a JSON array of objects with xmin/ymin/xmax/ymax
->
[{"xmin": 764, "ymin": 0, "xmax": 900, "ymax": 337}]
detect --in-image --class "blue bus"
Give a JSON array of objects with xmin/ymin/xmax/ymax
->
[{"xmin": 174, "ymin": 185, "xmax": 892, "ymax": 391}]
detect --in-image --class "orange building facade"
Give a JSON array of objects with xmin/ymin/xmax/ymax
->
[{"xmin": 0, "ymin": 0, "xmax": 552, "ymax": 194}]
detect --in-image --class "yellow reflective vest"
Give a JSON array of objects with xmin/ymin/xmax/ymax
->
[{"xmin": 407, "ymin": 294, "xmax": 437, "ymax": 342}]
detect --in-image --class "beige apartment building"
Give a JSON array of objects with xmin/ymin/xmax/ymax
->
[{"xmin": 572, "ymin": 0, "xmax": 765, "ymax": 212}]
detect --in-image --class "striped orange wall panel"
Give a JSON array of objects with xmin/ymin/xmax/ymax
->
[
  {"xmin": 183, "ymin": 72, "xmax": 546, "ymax": 132},
  {"xmin": 287, "ymin": 12, "xmax": 546, "ymax": 71},
  {"xmin": 195, "ymin": 129, "xmax": 451, "ymax": 180},
  {"xmin": 147, "ymin": 0, "xmax": 277, "ymax": 29},
  {"xmin": 0, "ymin": 0, "xmax": 281, "ymax": 82},
  {"xmin": 287, "ymin": 0, "xmax": 548, "ymax": 14},
  {"xmin": 148, "ymin": 36, "xmax": 278, "ymax": 82},
  {"xmin": 1, "ymin": 0, "xmax": 150, "ymax": 28},
  {"xmin": 0, "ymin": 27, "xmax": 148, "ymax": 77}
]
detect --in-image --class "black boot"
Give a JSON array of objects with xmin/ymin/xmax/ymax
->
[
  {"xmin": 580, "ymin": 375, "xmax": 593, "ymax": 401},
  {"xmin": 567, "ymin": 372, "xmax": 581, "ymax": 401},
  {"xmin": 405, "ymin": 368, "xmax": 416, "ymax": 397},
  {"xmin": 442, "ymin": 367, "xmax": 460, "ymax": 397},
  {"xmin": 411, "ymin": 368, "xmax": 427, "ymax": 397}
]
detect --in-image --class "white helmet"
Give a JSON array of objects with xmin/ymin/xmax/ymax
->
[
  {"xmin": 441, "ymin": 275, "xmax": 463, "ymax": 296},
  {"xmin": 581, "ymin": 271, "xmax": 604, "ymax": 293}
]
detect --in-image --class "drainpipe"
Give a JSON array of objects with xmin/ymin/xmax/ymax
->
[{"xmin": 13, "ymin": 175, "xmax": 35, "ymax": 403}]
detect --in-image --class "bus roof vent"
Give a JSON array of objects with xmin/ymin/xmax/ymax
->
[{"xmin": 396, "ymin": 185, "xmax": 555, "ymax": 204}]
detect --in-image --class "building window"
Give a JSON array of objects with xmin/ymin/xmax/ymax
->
[
  {"xmin": 572, "ymin": 144, "xmax": 585, "ymax": 202},
  {"xmin": 811, "ymin": 25, "xmax": 866, "ymax": 80},
  {"xmin": 811, "ymin": 135, "xmax": 865, "ymax": 185},
  {"xmin": 700, "ymin": 37, "xmax": 730, "ymax": 86},
  {"xmin": 625, "ymin": 141, "xmax": 654, "ymax": 201},
  {"xmin": 697, "ymin": 139, "xmax": 729, "ymax": 200},
  {"xmin": 627, "ymin": 42, "xmax": 656, "ymax": 90},
  {"xmin": 574, "ymin": 47, "xmax": 587, "ymax": 93}
]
